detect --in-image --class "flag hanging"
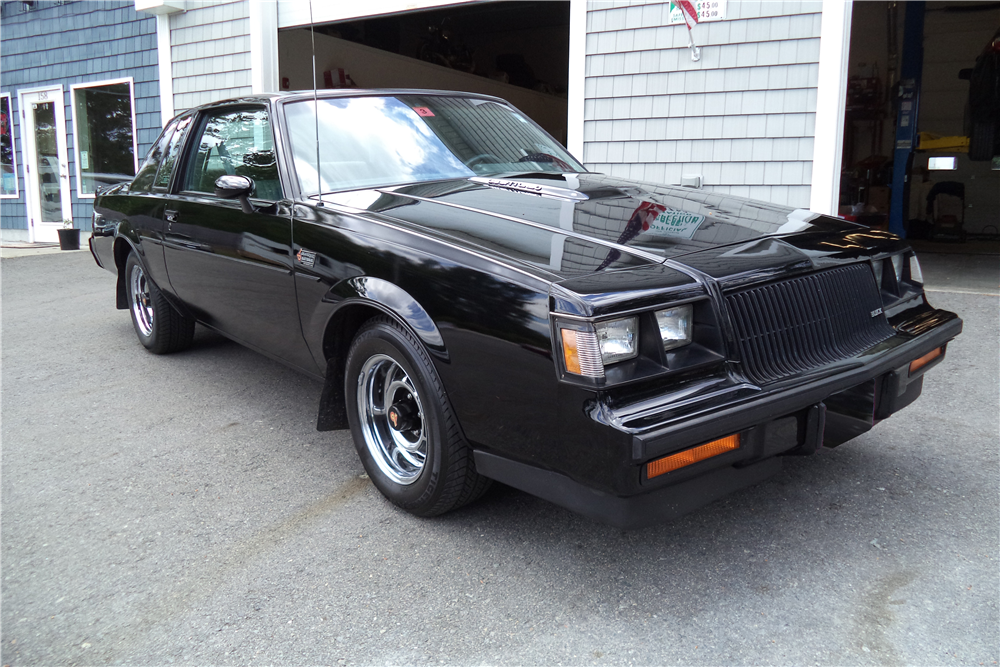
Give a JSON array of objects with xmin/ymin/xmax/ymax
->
[
  {"xmin": 675, "ymin": 0, "xmax": 702, "ymax": 61},
  {"xmin": 676, "ymin": 0, "xmax": 700, "ymax": 29}
]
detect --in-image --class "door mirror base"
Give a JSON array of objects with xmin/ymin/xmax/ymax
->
[{"xmin": 215, "ymin": 175, "xmax": 264, "ymax": 214}]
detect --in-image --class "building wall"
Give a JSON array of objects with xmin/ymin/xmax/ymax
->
[
  {"xmin": 582, "ymin": 0, "xmax": 824, "ymax": 208},
  {"xmin": 0, "ymin": 0, "xmax": 159, "ymax": 235},
  {"xmin": 169, "ymin": 0, "xmax": 252, "ymax": 113}
]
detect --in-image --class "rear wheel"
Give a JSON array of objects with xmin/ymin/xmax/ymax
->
[
  {"xmin": 345, "ymin": 316, "xmax": 490, "ymax": 516},
  {"xmin": 125, "ymin": 253, "xmax": 195, "ymax": 354}
]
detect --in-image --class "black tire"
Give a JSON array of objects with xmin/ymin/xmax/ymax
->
[
  {"xmin": 124, "ymin": 253, "xmax": 195, "ymax": 354},
  {"xmin": 969, "ymin": 119, "xmax": 996, "ymax": 161},
  {"xmin": 345, "ymin": 315, "xmax": 490, "ymax": 517}
]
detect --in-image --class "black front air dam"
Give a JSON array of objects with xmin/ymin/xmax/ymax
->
[{"xmin": 474, "ymin": 449, "xmax": 782, "ymax": 530}]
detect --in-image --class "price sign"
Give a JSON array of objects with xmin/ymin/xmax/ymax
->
[{"xmin": 668, "ymin": 0, "xmax": 726, "ymax": 24}]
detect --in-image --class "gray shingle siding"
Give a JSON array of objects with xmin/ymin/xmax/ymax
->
[
  {"xmin": 169, "ymin": 0, "xmax": 252, "ymax": 113},
  {"xmin": 584, "ymin": 0, "xmax": 823, "ymax": 208},
  {"xmin": 0, "ymin": 0, "xmax": 160, "ymax": 233}
]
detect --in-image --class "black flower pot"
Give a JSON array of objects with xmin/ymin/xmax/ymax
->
[{"xmin": 57, "ymin": 228, "xmax": 80, "ymax": 251}]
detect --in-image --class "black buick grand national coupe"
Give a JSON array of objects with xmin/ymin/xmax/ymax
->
[{"xmin": 90, "ymin": 90, "xmax": 961, "ymax": 528}]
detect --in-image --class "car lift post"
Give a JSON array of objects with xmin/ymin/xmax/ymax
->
[{"xmin": 889, "ymin": 1, "xmax": 926, "ymax": 238}]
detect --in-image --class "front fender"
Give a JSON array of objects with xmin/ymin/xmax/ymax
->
[
  {"xmin": 326, "ymin": 276, "xmax": 446, "ymax": 356},
  {"xmin": 315, "ymin": 277, "xmax": 448, "ymax": 432}
]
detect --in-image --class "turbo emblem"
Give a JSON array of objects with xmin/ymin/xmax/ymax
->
[{"xmin": 296, "ymin": 248, "xmax": 316, "ymax": 268}]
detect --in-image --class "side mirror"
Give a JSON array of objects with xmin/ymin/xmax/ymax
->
[
  {"xmin": 958, "ymin": 68, "xmax": 972, "ymax": 81},
  {"xmin": 214, "ymin": 174, "xmax": 256, "ymax": 214}
]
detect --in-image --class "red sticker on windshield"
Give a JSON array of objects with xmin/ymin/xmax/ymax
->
[{"xmin": 413, "ymin": 107, "xmax": 435, "ymax": 117}]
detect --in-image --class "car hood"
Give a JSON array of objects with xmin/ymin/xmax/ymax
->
[{"xmin": 319, "ymin": 173, "xmax": 903, "ymax": 306}]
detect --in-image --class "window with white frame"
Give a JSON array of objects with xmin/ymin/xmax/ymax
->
[
  {"xmin": 71, "ymin": 79, "xmax": 138, "ymax": 196},
  {"xmin": 1, "ymin": 93, "xmax": 17, "ymax": 197}
]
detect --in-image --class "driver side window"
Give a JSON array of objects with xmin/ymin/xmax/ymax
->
[{"xmin": 181, "ymin": 107, "xmax": 282, "ymax": 200}]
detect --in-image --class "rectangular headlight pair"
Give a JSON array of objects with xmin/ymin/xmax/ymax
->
[{"xmin": 560, "ymin": 304, "xmax": 694, "ymax": 378}]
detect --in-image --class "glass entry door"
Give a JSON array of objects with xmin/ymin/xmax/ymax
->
[{"xmin": 19, "ymin": 87, "xmax": 72, "ymax": 243}]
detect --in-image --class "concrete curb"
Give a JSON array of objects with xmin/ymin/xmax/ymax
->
[{"xmin": 1, "ymin": 237, "xmax": 93, "ymax": 258}]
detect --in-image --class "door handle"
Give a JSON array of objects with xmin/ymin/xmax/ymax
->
[{"xmin": 165, "ymin": 210, "xmax": 179, "ymax": 223}]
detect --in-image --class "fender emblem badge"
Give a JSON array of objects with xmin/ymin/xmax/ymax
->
[
  {"xmin": 296, "ymin": 248, "xmax": 316, "ymax": 268},
  {"xmin": 871, "ymin": 307, "xmax": 883, "ymax": 318}
]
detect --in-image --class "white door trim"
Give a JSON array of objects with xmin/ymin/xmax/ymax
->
[
  {"xmin": 810, "ymin": 0, "xmax": 854, "ymax": 216},
  {"xmin": 250, "ymin": 0, "xmax": 280, "ymax": 94},
  {"xmin": 18, "ymin": 85, "xmax": 73, "ymax": 243},
  {"xmin": 567, "ymin": 0, "xmax": 587, "ymax": 160},
  {"xmin": 70, "ymin": 77, "xmax": 139, "ymax": 199},
  {"xmin": 276, "ymin": 0, "xmax": 477, "ymax": 29},
  {"xmin": 156, "ymin": 13, "xmax": 174, "ymax": 126}
]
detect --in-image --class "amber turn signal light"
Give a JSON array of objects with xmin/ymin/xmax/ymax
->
[
  {"xmin": 559, "ymin": 327, "xmax": 605, "ymax": 378},
  {"xmin": 561, "ymin": 328, "xmax": 581, "ymax": 375},
  {"xmin": 647, "ymin": 434, "xmax": 741, "ymax": 479},
  {"xmin": 909, "ymin": 347, "xmax": 943, "ymax": 375}
]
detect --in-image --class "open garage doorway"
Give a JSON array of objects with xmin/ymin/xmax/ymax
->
[
  {"xmin": 276, "ymin": 1, "xmax": 570, "ymax": 144},
  {"xmin": 839, "ymin": 1, "xmax": 999, "ymax": 248}
]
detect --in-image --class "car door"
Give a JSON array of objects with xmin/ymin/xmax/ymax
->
[
  {"xmin": 162, "ymin": 104, "xmax": 317, "ymax": 373},
  {"xmin": 125, "ymin": 114, "xmax": 193, "ymax": 287}
]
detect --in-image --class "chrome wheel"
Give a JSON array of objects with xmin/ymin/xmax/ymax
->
[
  {"xmin": 129, "ymin": 263, "xmax": 154, "ymax": 337},
  {"xmin": 357, "ymin": 353, "xmax": 426, "ymax": 485}
]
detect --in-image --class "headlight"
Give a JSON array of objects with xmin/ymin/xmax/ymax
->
[
  {"xmin": 655, "ymin": 305, "xmax": 693, "ymax": 351},
  {"xmin": 595, "ymin": 317, "xmax": 638, "ymax": 364}
]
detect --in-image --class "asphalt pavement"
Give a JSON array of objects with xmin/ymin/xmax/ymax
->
[{"xmin": 1, "ymin": 250, "xmax": 997, "ymax": 666}]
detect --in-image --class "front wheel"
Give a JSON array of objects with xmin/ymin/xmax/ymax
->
[
  {"xmin": 345, "ymin": 316, "xmax": 490, "ymax": 516},
  {"xmin": 124, "ymin": 253, "xmax": 195, "ymax": 354}
]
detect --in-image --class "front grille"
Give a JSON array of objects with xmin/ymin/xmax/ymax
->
[{"xmin": 725, "ymin": 264, "xmax": 895, "ymax": 385}]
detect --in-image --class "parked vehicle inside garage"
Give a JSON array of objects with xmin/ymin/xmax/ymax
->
[{"xmin": 961, "ymin": 27, "xmax": 1000, "ymax": 161}]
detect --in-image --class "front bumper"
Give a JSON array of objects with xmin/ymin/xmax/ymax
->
[{"xmin": 474, "ymin": 308, "xmax": 962, "ymax": 529}]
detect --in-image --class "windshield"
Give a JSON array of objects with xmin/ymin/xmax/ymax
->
[{"xmin": 284, "ymin": 95, "xmax": 584, "ymax": 195}]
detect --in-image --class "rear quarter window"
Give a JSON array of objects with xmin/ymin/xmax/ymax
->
[
  {"xmin": 131, "ymin": 121, "xmax": 177, "ymax": 193},
  {"xmin": 152, "ymin": 116, "xmax": 193, "ymax": 191}
]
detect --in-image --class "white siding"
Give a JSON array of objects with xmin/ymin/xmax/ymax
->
[
  {"xmin": 170, "ymin": 0, "xmax": 251, "ymax": 112},
  {"xmin": 583, "ymin": 0, "xmax": 824, "ymax": 208}
]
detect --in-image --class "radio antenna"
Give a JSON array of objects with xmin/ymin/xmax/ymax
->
[{"xmin": 309, "ymin": 0, "xmax": 321, "ymax": 196}]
